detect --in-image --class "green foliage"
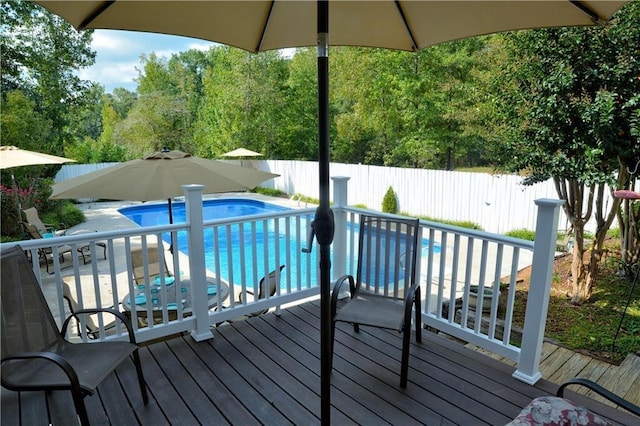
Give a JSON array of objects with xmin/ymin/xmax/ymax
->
[
  {"xmin": 505, "ymin": 228, "xmax": 536, "ymax": 241},
  {"xmin": 417, "ymin": 215, "xmax": 483, "ymax": 230},
  {"xmin": 2, "ymin": 0, "xmax": 96, "ymax": 161},
  {"xmin": 381, "ymin": 186, "xmax": 398, "ymax": 213},
  {"xmin": 252, "ymin": 187, "xmax": 288, "ymax": 198},
  {"xmin": 58, "ymin": 202, "xmax": 86, "ymax": 227}
]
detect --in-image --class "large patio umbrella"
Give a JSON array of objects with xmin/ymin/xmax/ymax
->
[
  {"xmin": 0, "ymin": 145, "xmax": 76, "ymax": 225},
  {"xmin": 35, "ymin": 1, "xmax": 629, "ymax": 422},
  {"xmin": 50, "ymin": 148, "xmax": 279, "ymax": 224}
]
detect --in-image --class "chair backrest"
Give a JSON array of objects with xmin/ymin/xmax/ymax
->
[
  {"xmin": 1, "ymin": 245, "xmax": 63, "ymax": 360},
  {"xmin": 62, "ymin": 280, "xmax": 100, "ymax": 334},
  {"xmin": 131, "ymin": 245, "xmax": 172, "ymax": 285},
  {"xmin": 20, "ymin": 221, "xmax": 43, "ymax": 240},
  {"xmin": 356, "ymin": 214, "xmax": 421, "ymax": 299},
  {"xmin": 259, "ymin": 265, "xmax": 285, "ymax": 298},
  {"xmin": 239, "ymin": 265, "xmax": 285, "ymax": 303},
  {"xmin": 22, "ymin": 207, "xmax": 48, "ymax": 232}
]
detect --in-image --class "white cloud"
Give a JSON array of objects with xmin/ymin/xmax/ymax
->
[{"xmin": 81, "ymin": 30, "xmax": 214, "ymax": 93}]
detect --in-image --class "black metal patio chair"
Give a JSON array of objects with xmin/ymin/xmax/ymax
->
[
  {"xmin": 331, "ymin": 214, "xmax": 422, "ymax": 388},
  {"xmin": 1, "ymin": 245, "xmax": 148, "ymax": 426}
]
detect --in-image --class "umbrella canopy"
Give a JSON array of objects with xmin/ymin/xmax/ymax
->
[
  {"xmin": 36, "ymin": 1, "xmax": 626, "ymax": 53},
  {"xmin": 50, "ymin": 149, "xmax": 278, "ymax": 202},
  {"xmin": 0, "ymin": 145, "xmax": 76, "ymax": 169},
  {"xmin": 35, "ymin": 2, "xmax": 629, "ymax": 423},
  {"xmin": 221, "ymin": 148, "xmax": 263, "ymax": 158},
  {"xmin": 1, "ymin": 145, "xmax": 76, "ymax": 228}
]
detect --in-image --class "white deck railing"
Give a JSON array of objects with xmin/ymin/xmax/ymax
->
[{"xmin": 2, "ymin": 182, "xmax": 562, "ymax": 385}]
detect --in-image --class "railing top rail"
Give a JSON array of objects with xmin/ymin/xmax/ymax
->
[{"xmin": 203, "ymin": 206, "xmax": 316, "ymax": 227}]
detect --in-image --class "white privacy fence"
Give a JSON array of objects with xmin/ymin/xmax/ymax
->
[{"xmin": 58, "ymin": 160, "xmax": 612, "ymax": 234}]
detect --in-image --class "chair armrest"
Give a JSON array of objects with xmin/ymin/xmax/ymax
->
[
  {"xmin": 1, "ymin": 351, "xmax": 80, "ymax": 390},
  {"xmin": 403, "ymin": 283, "xmax": 420, "ymax": 324},
  {"xmin": 62, "ymin": 308, "xmax": 138, "ymax": 344},
  {"xmin": 557, "ymin": 378, "xmax": 640, "ymax": 416},
  {"xmin": 331, "ymin": 275, "xmax": 354, "ymax": 317}
]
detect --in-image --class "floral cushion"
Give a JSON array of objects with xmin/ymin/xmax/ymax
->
[{"xmin": 506, "ymin": 396, "xmax": 611, "ymax": 426}]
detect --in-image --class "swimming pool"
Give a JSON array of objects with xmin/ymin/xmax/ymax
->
[
  {"xmin": 119, "ymin": 199, "xmax": 439, "ymax": 288},
  {"xmin": 120, "ymin": 198, "xmax": 316, "ymax": 287}
]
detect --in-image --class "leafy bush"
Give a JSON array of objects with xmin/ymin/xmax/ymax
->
[
  {"xmin": 382, "ymin": 186, "xmax": 398, "ymax": 213},
  {"xmin": 253, "ymin": 187, "xmax": 287, "ymax": 198},
  {"xmin": 505, "ymin": 228, "xmax": 536, "ymax": 241},
  {"xmin": 417, "ymin": 215, "xmax": 483, "ymax": 230},
  {"xmin": 40, "ymin": 201, "xmax": 85, "ymax": 230},
  {"xmin": 60, "ymin": 202, "xmax": 86, "ymax": 227}
]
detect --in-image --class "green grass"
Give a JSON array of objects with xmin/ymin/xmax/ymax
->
[{"xmin": 514, "ymin": 259, "xmax": 640, "ymax": 364}]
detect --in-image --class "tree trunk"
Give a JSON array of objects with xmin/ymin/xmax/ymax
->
[{"xmin": 570, "ymin": 222, "xmax": 589, "ymax": 304}]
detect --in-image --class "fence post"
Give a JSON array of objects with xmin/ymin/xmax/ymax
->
[
  {"xmin": 183, "ymin": 184, "xmax": 214, "ymax": 341},
  {"xmin": 332, "ymin": 176, "xmax": 350, "ymax": 297},
  {"xmin": 513, "ymin": 198, "xmax": 564, "ymax": 384}
]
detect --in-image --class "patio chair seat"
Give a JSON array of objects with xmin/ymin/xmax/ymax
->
[
  {"xmin": 334, "ymin": 292, "xmax": 405, "ymax": 331},
  {"xmin": 3, "ymin": 340, "xmax": 138, "ymax": 392}
]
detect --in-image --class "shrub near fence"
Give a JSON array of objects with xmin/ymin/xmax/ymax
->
[{"xmin": 57, "ymin": 160, "xmax": 615, "ymax": 234}]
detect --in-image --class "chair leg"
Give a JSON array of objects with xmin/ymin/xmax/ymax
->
[
  {"xmin": 71, "ymin": 387, "xmax": 90, "ymax": 426},
  {"xmin": 400, "ymin": 327, "xmax": 411, "ymax": 388},
  {"xmin": 414, "ymin": 287, "xmax": 422, "ymax": 343},
  {"xmin": 131, "ymin": 349, "xmax": 149, "ymax": 404}
]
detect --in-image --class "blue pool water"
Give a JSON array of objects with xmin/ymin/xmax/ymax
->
[
  {"xmin": 119, "ymin": 199, "xmax": 439, "ymax": 288},
  {"xmin": 120, "ymin": 199, "xmax": 314, "ymax": 287}
]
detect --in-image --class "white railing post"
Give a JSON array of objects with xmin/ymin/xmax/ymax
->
[
  {"xmin": 183, "ymin": 184, "xmax": 214, "ymax": 341},
  {"xmin": 332, "ymin": 176, "xmax": 350, "ymax": 297},
  {"xmin": 513, "ymin": 198, "xmax": 564, "ymax": 384}
]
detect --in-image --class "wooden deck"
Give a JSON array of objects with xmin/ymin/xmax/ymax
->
[{"xmin": 2, "ymin": 300, "xmax": 639, "ymax": 425}]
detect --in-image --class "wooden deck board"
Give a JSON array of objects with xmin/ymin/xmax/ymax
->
[{"xmin": 2, "ymin": 300, "xmax": 639, "ymax": 425}]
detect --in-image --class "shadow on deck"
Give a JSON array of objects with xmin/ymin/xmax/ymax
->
[{"xmin": 2, "ymin": 300, "xmax": 638, "ymax": 425}]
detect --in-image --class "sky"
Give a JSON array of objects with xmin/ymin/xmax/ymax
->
[{"xmin": 78, "ymin": 30, "xmax": 215, "ymax": 93}]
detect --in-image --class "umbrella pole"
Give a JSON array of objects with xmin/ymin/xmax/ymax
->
[
  {"xmin": 317, "ymin": 1, "xmax": 333, "ymax": 425},
  {"xmin": 11, "ymin": 169, "xmax": 24, "ymax": 237}
]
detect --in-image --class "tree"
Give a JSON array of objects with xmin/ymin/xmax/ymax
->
[
  {"xmin": 493, "ymin": 3, "xmax": 640, "ymax": 303},
  {"xmin": 193, "ymin": 47, "xmax": 289, "ymax": 158},
  {"xmin": 115, "ymin": 53, "xmax": 193, "ymax": 157},
  {"xmin": 2, "ymin": 0, "xmax": 96, "ymax": 163}
]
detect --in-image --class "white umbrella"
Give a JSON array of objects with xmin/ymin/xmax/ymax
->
[
  {"xmin": 0, "ymin": 145, "xmax": 76, "ymax": 225},
  {"xmin": 0, "ymin": 145, "xmax": 76, "ymax": 169},
  {"xmin": 221, "ymin": 148, "xmax": 263, "ymax": 158},
  {"xmin": 34, "ymin": 2, "xmax": 630, "ymax": 421}
]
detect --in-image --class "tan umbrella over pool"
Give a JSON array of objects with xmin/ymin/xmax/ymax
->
[
  {"xmin": 34, "ymin": 1, "xmax": 630, "ymax": 422},
  {"xmin": 51, "ymin": 148, "xmax": 279, "ymax": 223}
]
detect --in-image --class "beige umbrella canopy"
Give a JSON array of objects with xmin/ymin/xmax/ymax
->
[
  {"xmin": 0, "ymin": 145, "xmax": 76, "ymax": 169},
  {"xmin": 37, "ymin": 1, "xmax": 626, "ymax": 53},
  {"xmin": 0, "ymin": 146, "xmax": 76, "ymax": 225},
  {"xmin": 34, "ymin": 1, "xmax": 630, "ymax": 421},
  {"xmin": 221, "ymin": 148, "xmax": 263, "ymax": 158},
  {"xmin": 51, "ymin": 149, "xmax": 279, "ymax": 223}
]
